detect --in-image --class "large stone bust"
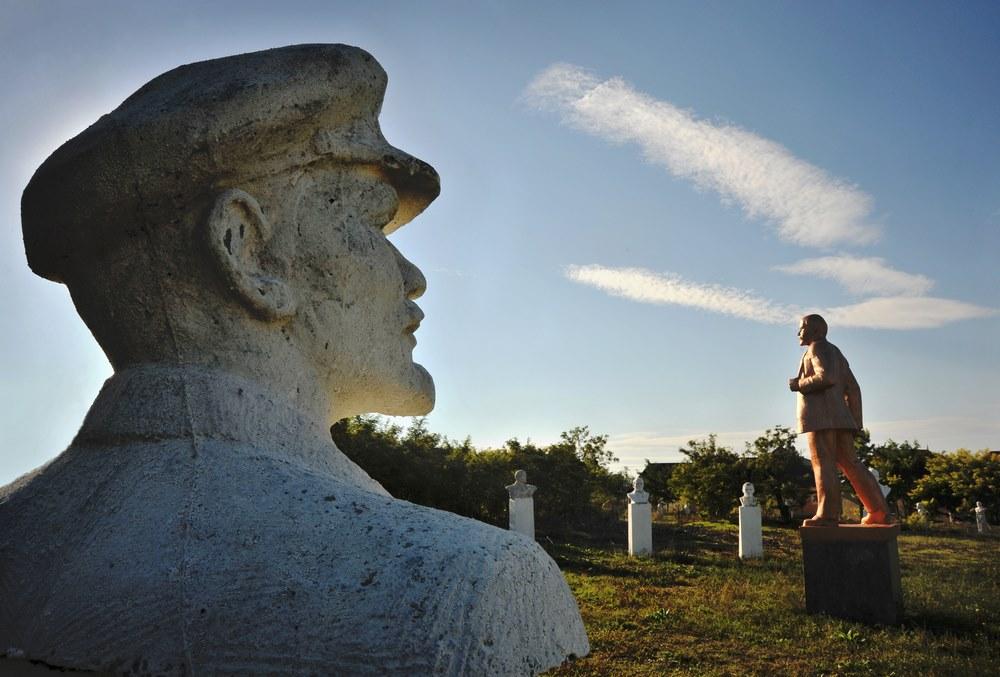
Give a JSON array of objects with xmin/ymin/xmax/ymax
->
[{"xmin": 1, "ymin": 45, "xmax": 588, "ymax": 675}]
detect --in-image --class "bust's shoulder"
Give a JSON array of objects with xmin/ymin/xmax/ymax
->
[{"xmin": 0, "ymin": 441, "xmax": 588, "ymax": 675}]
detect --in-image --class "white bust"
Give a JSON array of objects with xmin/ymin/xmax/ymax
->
[
  {"xmin": 1, "ymin": 44, "xmax": 587, "ymax": 675},
  {"xmin": 627, "ymin": 477, "xmax": 649, "ymax": 504},
  {"xmin": 506, "ymin": 469, "xmax": 537, "ymax": 499},
  {"xmin": 740, "ymin": 482, "xmax": 758, "ymax": 507}
]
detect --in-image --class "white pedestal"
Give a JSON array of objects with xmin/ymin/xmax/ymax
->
[
  {"xmin": 509, "ymin": 497, "xmax": 535, "ymax": 540},
  {"xmin": 739, "ymin": 505, "xmax": 763, "ymax": 559},
  {"xmin": 628, "ymin": 502, "xmax": 652, "ymax": 557}
]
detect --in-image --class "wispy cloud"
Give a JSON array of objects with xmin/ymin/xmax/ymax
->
[
  {"xmin": 866, "ymin": 416, "xmax": 1000, "ymax": 452},
  {"xmin": 773, "ymin": 256, "xmax": 933, "ymax": 296},
  {"xmin": 607, "ymin": 428, "xmax": 783, "ymax": 470},
  {"xmin": 565, "ymin": 264, "xmax": 996, "ymax": 330},
  {"xmin": 565, "ymin": 264, "xmax": 797, "ymax": 324},
  {"xmin": 826, "ymin": 297, "xmax": 996, "ymax": 329},
  {"xmin": 607, "ymin": 416, "xmax": 1000, "ymax": 471},
  {"xmin": 525, "ymin": 63, "xmax": 879, "ymax": 248}
]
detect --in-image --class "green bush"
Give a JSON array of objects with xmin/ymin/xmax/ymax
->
[{"xmin": 331, "ymin": 416, "xmax": 629, "ymax": 533}]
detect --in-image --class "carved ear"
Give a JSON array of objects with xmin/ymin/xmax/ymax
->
[{"xmin": 206, "ymin": 189, "xmax": 296, "ymax": 322}]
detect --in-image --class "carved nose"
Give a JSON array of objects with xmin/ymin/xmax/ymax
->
[{"xmin": 394, "ymin": 248, "xmax": 426, "ymax": 300}]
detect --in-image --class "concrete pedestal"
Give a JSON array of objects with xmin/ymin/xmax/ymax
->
[
  {"xmin": 738, "ymin": 505, "xmax": 763, "ymax": 559},
  {"xmin": 800, "ymin": 524, "xmax": 903, "ymax": 625},
  {"xmin": 628, "ymin": 502, "xmax": 652, "ymax": 556},
  {"xmin": 509, "ymin": 497, "xmax": 535, "ymax": 540}
]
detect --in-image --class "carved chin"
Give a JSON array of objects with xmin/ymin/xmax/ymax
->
[{"xmin": 376, "ymin": 363, "xmax": 435, "ymax": 416}]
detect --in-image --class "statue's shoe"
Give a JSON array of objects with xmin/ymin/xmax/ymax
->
[
  {"xmin": 861, "ymin": 511, "xmax": 892, "ymax": 525},
  {"xmin": 801, "ymin": 516, "xmax": 840, "ymax": 527}
]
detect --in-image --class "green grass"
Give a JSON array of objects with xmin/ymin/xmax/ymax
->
[{"xmin": 540, "ymin": 520, "xmax": 1000, "ymax": 676}]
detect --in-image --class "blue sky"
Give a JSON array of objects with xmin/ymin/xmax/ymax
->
[{"xmin": 2, "ymin": 1, "xmax": 997, "ymax": 483}]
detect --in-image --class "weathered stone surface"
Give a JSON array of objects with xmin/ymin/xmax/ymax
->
[
  {"xmin": 1, "ymin": 44, "xmax": 588, "ymax": 675},
  {"xmin": 799, "ymin": 524, "xmax": 903, "ymax": 625}
]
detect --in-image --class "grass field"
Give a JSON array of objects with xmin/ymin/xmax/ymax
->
[{"xmin": 541, "ymin": 520, "xmax": 999, "ymax": 676}]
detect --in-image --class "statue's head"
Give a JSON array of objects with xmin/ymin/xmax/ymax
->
[
  {"xmin": 21, "ymin": 45, "xmax": 440, "ymax": 422},
  {"xmin": 513, "ymin": 469, "xmax": 527, "ymax": 484},
  {"xmin": 742, "ymin": 482, "xmax": 755, "ymax": 497},
  {"xmin": 798, "ymin": 313, "xmax": 828, "ymax": 346},
  {"xmin": 633, "ymin": 477, "xmax": 644, "ymax": 492}
]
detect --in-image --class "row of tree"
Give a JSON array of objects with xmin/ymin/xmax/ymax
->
[
  {"xmin": 640, "ymin": 426, "xmax": 999, "ymax": 524},
  {"xmin": 332, "ymin": 417, "xmax": 997, "ymax": 528},
  {"xmin": 331, "ymin": 416, "xmax": 629, "ymax": 533}
]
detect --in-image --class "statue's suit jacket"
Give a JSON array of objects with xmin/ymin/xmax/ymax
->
[
  {"xmin": 796, "ymin": 339, "xmax": 862, "ymax": 433},
  {"xmin": 0, "ymin": 366, "xmax": 588, "ymax": 675}
]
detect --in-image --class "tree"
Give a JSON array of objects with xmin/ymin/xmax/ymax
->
[
  {"xmin": 560, "ymin": 426, "xmax": 617, "ymax": 472},
  {"xmin": 639, "ymin": 462, "xmax": 677, "ymax": 506},
  {"xmin": 911, "ymin": 449, "xmax": 1000, "ymax": 523},
  {"xmin": 744, "ymin": 426, "xmax": 812, "ymax": 522},
  {"xmin": 670, "ymin": 435, "xmax": 745, "ymax": 519},
  {"xmin": 866, "ymin": 439, "xmax": 932, "ymax": 517},
  {"xmin": 853, "ymin": 428, "xmax": 875, "ymax": 466},
  {"xmin": 332, "ymin": 417, "xmax": 631, "ymax": 533}
]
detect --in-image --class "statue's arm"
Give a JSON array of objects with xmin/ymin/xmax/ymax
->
[
  {"xmin": 844, "ymin": 365, "xmax": 863, "ymax": 428},
  {"xmin": 797, "ymin": 345, "xmax": 837, "ymax": 393}
]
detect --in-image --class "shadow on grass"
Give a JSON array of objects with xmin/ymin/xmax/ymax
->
[
  {"xmin": 551, "ymin": 552, "xmax": 648, "ymax": 580},
  {"xmin": 903, "ymin": 609, "xmax": 997, "ymax": 639},
  {"xmin": 544, "ymin": 521, "xmax": 804, "ymax": 579}
]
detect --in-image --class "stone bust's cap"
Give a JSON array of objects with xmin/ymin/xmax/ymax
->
[{"xmin": 22, "ymin": 43, "xmax": 440, "ymax": 283}]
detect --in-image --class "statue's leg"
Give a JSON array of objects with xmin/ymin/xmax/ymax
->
[
  {"xmin": 803, "ymin": 430, "xmax": 840, "ymax": 526},
  {"xmin": 833, "ymin": 430, "xmax": 890, "ymax": 525}
]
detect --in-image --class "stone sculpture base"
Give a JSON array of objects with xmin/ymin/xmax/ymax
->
[
  {"xmin": 628, "ymin": 503, "xmax": 652, "ymax": 557},
  {"xmin": 738, "ymin": 505, "xmax": 763, "ymax": 559},
  {"xmin": 799, "ymin": 524, "xmax": 903, "ymax": 625},
  {"xmin": 509, "ymin": 497, "xmax": 535, "ymax": 540}
]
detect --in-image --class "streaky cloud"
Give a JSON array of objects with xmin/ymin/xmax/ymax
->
[
  {"xmin": 824, "ymin": 296, "xmax": 996, "ymax": 330},
  {"xmin": 564, "ymin": 264, "xmax": 798, "ymax": 324},
  {"xmin": 525, "ymin": 63, "xmax": 879, "ymax": 248},
  {"xmin": 773, "ymin": 256, "xmax": 933, "ymax": 296},
  {"xmin": 565, "ymin": 264, "xmax": 996, "ymax": 330}
]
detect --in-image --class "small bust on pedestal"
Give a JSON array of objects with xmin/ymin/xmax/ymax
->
[
  {"xmin": 626, "ymin": 477, "xmax": 652, "ymax": 556},
  {"xmin": 738, "ymin": 482, "xmax": 763, "ymax": 559},
  {"xmin": 506, "ymin": 470, "xmax": 537, "ymax": 540},
  {"xmin": 628, "ymin": 477, "xmax": 649, "ymax": 504}
]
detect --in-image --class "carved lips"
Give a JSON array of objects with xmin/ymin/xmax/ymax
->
[{"xmin": 404, "ymin": 302, "xmax": 423, "ymax": 346}]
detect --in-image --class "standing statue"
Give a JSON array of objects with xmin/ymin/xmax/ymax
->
[
  {"xmin": 789, "ymin": 314, "xmax": 890, "ymax": 527},
  {"xmin": 0, "ymin": 45, "xmax": 588, "ymax": 675},
  {"xmin": 975, "ymin": 501, "xmax": 990, "ymax": 534}
]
